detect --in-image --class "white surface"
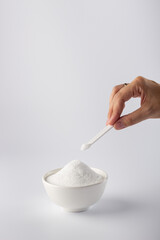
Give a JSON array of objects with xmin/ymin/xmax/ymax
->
[
  {"xmin": 81, "ymin": 125, "xmax": 113, "ymax": 151},
  {"xmin": 1, "ymin": 0, "xmax": 160, "ymax": 239}
]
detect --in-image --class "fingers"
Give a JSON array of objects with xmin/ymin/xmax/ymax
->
[
  {"xmin": 109, "ymin": 84, "xmax": 125, "ymax": 104},
  {"xmin": 114, "ymin": 107, "xmax": 148, "ymax": 129},
  {"xmin": 107, "ymin": 84, "xmax": 126, "ymax": 120},
  {"xmin": 106, "ymin": 76, "xmax": 160, "ymax": 129},
  {"xmin": 107, "ymin": 83, "xmax": 134, "ymax": 125}
]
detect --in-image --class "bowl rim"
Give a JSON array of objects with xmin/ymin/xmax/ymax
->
[{"xmin": 42, "ymin": 167, "xmax": 108, "ymax": 189}]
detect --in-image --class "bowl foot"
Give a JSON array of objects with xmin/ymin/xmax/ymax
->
[{"xmin": 62, "ymin": 207, "xmax": 88, "ymax": 213}]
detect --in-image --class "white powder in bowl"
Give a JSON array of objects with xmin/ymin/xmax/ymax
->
[{"xmin": 46, "ymin": 160, "xmax": 104, "ymax": 187}]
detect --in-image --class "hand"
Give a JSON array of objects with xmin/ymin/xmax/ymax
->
[{"xmin": 106, "ymin": 76, "xmax": 160, "ymax": 130}]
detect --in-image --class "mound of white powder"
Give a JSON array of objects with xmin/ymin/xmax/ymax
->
[{"xmin": 46, "ymin": 160, "xmax": 104, "ymax": 187}]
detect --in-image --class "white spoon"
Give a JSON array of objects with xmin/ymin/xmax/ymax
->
[{"xmin": 81, "ymin": 125, "xmax": 113, "ymax": 151}]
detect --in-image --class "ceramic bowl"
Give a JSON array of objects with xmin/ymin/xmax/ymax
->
[{"xmin": 42, "ymin": 168, "xmax": 107, "ymax": 212}]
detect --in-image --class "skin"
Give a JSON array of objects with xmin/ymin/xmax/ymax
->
[{"xmin": 106, "ymin": 76, "xmax": 160, "ymax": 130}]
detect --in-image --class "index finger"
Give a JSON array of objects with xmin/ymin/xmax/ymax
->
[
  {"xmin": 107, "ymin": 84, "xmax": 125, "ymax": 120},
  {"xmin": 108, "ymin": 83, "xmax": 134, "ymax": 125}
]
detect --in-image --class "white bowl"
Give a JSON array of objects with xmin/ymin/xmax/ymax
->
[{"xmin": 42, "ymin": 168, "xmax": 108, "ymax": 212}]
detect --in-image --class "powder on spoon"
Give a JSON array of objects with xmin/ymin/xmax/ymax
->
[{"xmin": 46, "ymin": 160, "xmax": 104, "ymax": 187}]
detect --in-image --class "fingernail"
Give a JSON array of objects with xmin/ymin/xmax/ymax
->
[
  {"xmin": 106, "ymin": 119, "xmax": 110, "ymax": 125},
  {"xmin": 115, "ymin": 121, "xmax": 125, "ymax": 130},
  {"xmin": 107, "ymin": 115, "xmax": 114, "ymax": 124}
]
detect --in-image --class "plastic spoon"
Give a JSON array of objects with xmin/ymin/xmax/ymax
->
[{"xmin": 81, "ymin": 125, "xmax": 113, "ymax": 151}]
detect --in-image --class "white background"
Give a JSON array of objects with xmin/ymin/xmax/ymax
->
[{"xmin": 0, "ymin": 0, "xmax": 160, "ymax": 239}]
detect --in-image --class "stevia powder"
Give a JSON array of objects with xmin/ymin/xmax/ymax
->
[{"xmin": 46, "ymin": 160, "xmax": 104, "ymax": 187}]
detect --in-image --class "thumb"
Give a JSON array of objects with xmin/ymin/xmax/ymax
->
[{"xmin": 114, "ymin": 107, "xmax": 147, "ymax": 130}]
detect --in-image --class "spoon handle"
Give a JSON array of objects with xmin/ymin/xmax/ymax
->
[{"xmin": 88, "ymin": 125, "xmax": 113, "ymax": 145}]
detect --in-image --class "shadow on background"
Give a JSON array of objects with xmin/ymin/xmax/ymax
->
[{"xmin": 84, "ymin": 196, "xmax": 144, "ymax": 216}]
